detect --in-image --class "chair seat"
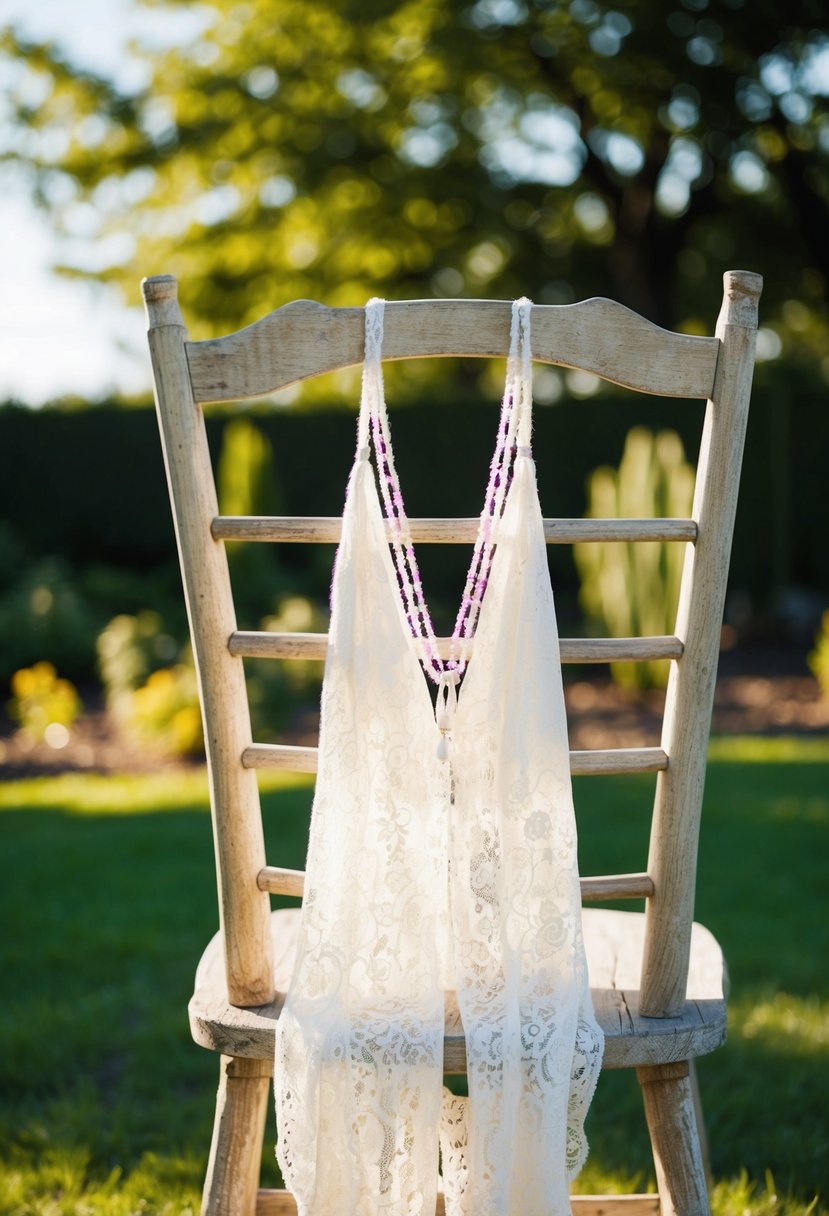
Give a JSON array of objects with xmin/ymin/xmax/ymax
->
[{"xmin": 188, "ymin": 907, "xmax": 726, "ymax": 1071}]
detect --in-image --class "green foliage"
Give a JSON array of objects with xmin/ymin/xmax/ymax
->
[
  {"xmin": 7, "ymin": 661, "xmax": 83, "ymax": 744},
  {"xmin": 574, "ymin": 427, "xmax": 695, "ymax": 689},
  {"xmin": 244, "ymin": 595, "xmax": 327, "ymax": 742},
  {"xmin": 128, "ymin": 664, "xmax": 204, "ymax": 757},
  {"xmin": 0, "ymin": 557, "xmax": 100, "ymax": 684},
  {"xmin": 2, "ymin": 1, "xmax": 829, "ymax": 378},
  {"xmin": 0, "ymin": 403, "xmax": 177, "ymax": 569},
  {"xmin": 807, "ymin": 610, "xmax": 829, "ymax": 699},
  {"xmin": 214, "ymin": 415, "xmax": 325, "ymax": 732},
  {"xmin": 97, "ymin": 610, "xmax": 180, "ymax": 707},
  {"xmin": 216, "ymin": 415, "xmax": 287, "ymax": 624},
  {"xmin": 217, "ymin": 416, "xmax": 280, "ymax": 518},
  {"xmin": 78, "ymin": 563, "xmax": 186, "ymax": 632},
  {"xmin": 0, "ymin": 521, "xmax": 26, "ymax": 589},
  {"xmin": 95, "ymin": 592, "xmax": 325, "ymax": 752},
  {"xmin": 1, "ymin": 747, "xmax": 827, "ymax": 1213},
  {"xmin": 97, "ymin": 612, "xmax": 202, "ymax": 757}
]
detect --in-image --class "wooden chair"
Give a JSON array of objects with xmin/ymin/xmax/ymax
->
[{"xmin": 142, "ymin": 270, "xmax": 762, "ymax": 1216}]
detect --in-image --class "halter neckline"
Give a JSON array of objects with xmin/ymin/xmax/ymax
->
[{"xmin": 356, "ymin": 297, "xmax": 535, "ymax": 684}]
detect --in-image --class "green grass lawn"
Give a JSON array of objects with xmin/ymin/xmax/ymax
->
[{"xmin": 1, "ymin": 739, "xmax": 827, "ymax": 1215}]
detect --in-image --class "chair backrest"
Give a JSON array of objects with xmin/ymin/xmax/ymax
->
[{"xmin": 143, "ymin": 272, "xmax": 761, "ymax": 1017}]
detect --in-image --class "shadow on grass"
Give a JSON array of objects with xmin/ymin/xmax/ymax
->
[{"xmin": 1, "ymin": 752, "xmax": 827, "ymax": 1211}]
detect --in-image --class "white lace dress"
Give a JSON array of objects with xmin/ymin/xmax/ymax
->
[{"xmin": 275, "ymin": 299, "xmax": 603, "ymax": 1216}]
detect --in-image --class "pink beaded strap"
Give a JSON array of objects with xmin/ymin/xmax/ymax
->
[{"xmin": 358, "ymin": 297, "xmax": 534, "ymax": 684}]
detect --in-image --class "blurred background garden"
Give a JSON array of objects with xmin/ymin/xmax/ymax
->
[{"xmin": 0, "ymin": 0, "xmax": 828, "ymax": 1213}]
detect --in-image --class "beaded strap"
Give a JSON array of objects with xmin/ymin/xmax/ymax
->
[{"xmin": 358, "ymin": 296, "xmax": 534, "ymax": 684}]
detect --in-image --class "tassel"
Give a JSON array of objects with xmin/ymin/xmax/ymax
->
[{"xmin": 436, "ymin": 671, "xmax": 457, "ymax": 761}]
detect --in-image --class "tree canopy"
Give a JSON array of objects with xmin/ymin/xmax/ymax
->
[{"xmin": 3, "ymin": 0, "xmax": 829, "ymax": 372}]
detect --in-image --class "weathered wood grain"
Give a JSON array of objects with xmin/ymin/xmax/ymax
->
[
  {"xmin": 640, "ymin": 269, "xmax": 762, "ymax": 1018},
  {"xmin": 202, "ymin": 1056, "xmax": 271, "ymax": 1216},
  {"xmin": 255, "ymin": 865, "xmax": 655, "ymax": 902},
  {"xmin": 188, "ymin": 908, "xmax": 726, "ymax": 1072},
  {"xmin": 255, "ymin": 1190, "xmax": 662, "ymax": 1216},
  {"xmin": 229, "ymin": 630, "xmax": 684, "ymax": 664},
  {"xmin": 185, "ymin": 297, "xmax": 720, "ymax": 404},
  {"xmin": 637, "ymin": 1062, "xmax": 710, "ymax": 1216},
  {"xmin": 212, "ymin": 514, "xmax": 699, "ymax": 545},
  {"xmin": 142, "ymin": 274, "xmax": 274, "ymax": 1009},
  {"xmin": 240, "ymin": 742, "xmax": 668, "ymax": 776}
]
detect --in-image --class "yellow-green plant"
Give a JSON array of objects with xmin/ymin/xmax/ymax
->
[
  {"xmin": 97, "ymin": 610, "xmax": 178, "ymax": 714},
  {"xmin": 217, "ymin": 416, "xmax": 286, "ymax": 620},
  {"xmin": 260, "ymin": 595, "xmax": 328, "ymax": 692},
  {"xmin": 128, "ymin": 663, "xmax": 203, "ymax": 757},
  {"xmin": 217, "ymin": 416, "xmax": 276, "ymax": 519},
  {"xmin": 574, "ymin": 427, "xmax": 695, "ymax": 689},
  {"xmin": 97, "ymin": 612, "xmax": 202, "ymax": 757},
  {"xmin": 7, "ymin": 661, "xmax": 82, "ymax": 745},
  {"xmin": 807, "ymin": 610, "xmax": 829, "ymax": 699}
]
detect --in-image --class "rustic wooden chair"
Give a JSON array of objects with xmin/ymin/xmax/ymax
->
[{"xmin": 142, "ymin": 270, "xmax": 761, "ymax": 1216}]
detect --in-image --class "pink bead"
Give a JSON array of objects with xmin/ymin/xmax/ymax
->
[{"xmin": 363, "ymin": 367, "xmax": 526, "ymax": 684}]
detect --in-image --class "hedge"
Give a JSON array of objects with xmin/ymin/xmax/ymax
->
[{"xmin": 1, "ymin": 362, "xmax": 826, "ymax": 633}]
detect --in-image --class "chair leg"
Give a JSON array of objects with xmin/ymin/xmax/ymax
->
[
  {"xmin": 202, "ymin": 1055, "xmax": 272, "ymax": 1216},
  {"xmin": 636, "ymin": 1061, "xmax": 709, "ymax": 1216},
  {"xmin": 688, "ymin": 1059, "xmax": 711, "ymax": 1182}
]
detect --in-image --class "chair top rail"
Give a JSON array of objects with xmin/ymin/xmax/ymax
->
[
  {"xmin": 212, "ymin": 515, "xmax": 699, "ymax": 545},
  {"xmin": 185, "ymin": 297, "xmax": 721, "ymax": 404}
]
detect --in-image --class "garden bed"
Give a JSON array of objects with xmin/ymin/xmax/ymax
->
[{"xmin": 1, "ymin": 649, "xmax": 826, "ymax": 779}]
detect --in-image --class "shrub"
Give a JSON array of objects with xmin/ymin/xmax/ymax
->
[
  {"xmin": 96, "ymin": 590, "xmax": 325, "ymax": 755},
  {"xmin": 807, "ymin": 610, "xmax": 829, "ymax": 698},
  {"xmin": 97, "ymin": 611, "xmax": 202, "ymax": 757},
  {"xmin": 245, "ymin": 595, "xmax": 327, "ymax": 740},
  {"xmin": 574, "ymin": 427, "xmax": 695, "ymax": 690},
  {"xmin": 7, "ymin": 661, "xmax": 83, "ymax": 746},
  {"xmin": 97, "ymin": 610, "xmax": 179, "ymax": 710},
  {"xmin": 0, "ymin": 558, "xmax": 100, "ymax": 684},
  {"xmin": 217, "ymin": 416, "xmax": 287, "ymax": 626},
  {"xmin": 128, "ymin": 663, "xmax": 203, "ymax": 756}
]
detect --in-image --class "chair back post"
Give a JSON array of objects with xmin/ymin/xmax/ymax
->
[
  {"xmin": 640, "ymin": 269, "xmax": 762, "ymax": 1017},
  {"xmin": 142, "ymin": 274, "xmax": 275, "ymax": 1008}
]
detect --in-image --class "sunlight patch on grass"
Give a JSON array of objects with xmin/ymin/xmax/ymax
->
[
  {"xmin": 0, "ymin": 736, "xmax": 825, "ymax": 815},
  {"xmin": 0, "ymin": 1147, "xmax": 201, "ymax": 1216},
  {"xmin": 764, "ymin": 794, "xmax": 829, "ymax": 824},
  {"xmin": 708, "ymin": 735, "xmax": 829, "ymax": 764},
  {"xmin": 0, "ymin": 1155, "xmax": 819, "ymax": 1216},
  {"xmin": 0, "ymin": 767, "xmax": 313, "ymax": 814},
  {"xmin": 579, "ymin": 1170, "xmax": 822, "ymax": 1216},
  {"xmin": 573, "ymin": 1163, "xmax": 652, "ymax": 1195},
  {"xmin": 732, "ymin": 991, "xmax": 829, "ymax": 1056},
  {"xmin": 710, "ymin": 1171, "xmax": 820, "ymax": 1216}
]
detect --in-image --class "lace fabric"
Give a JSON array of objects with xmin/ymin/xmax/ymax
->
[{"xmin": 275, "ymin": 299, "xmax": 603, "ymax": 1215}]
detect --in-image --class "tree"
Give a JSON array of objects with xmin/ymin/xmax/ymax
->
[{"xmin": 3, "ymin": 0, "xmax": 828, "ymax": 365}]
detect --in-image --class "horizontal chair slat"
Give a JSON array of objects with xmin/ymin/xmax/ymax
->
[
  {"xmin": 241, "ymin": 743, "xmax": 668, "ymax": 776},
  {"xmin": 229, "ymin": 630, "xmax": 684, "ymax": 664},
  {"xmin": 255, "ymin": 1189, "xmax": 662, "ymax": 1216},
  {"xmin": 186, "ymin": 297, "xmax": 720, "ymax": 403},
  {"xmin": 257, "ymin": 865, "xmax": 654, "ymax": 902},
  {"xmin": 213, "ymin": 515, "xmax": 698, "ymax": 544}
]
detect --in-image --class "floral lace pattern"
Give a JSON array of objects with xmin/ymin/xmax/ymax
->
[{"xmin": 274, "ymin": 301, "xmax": 603, "ymax": 1215}]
